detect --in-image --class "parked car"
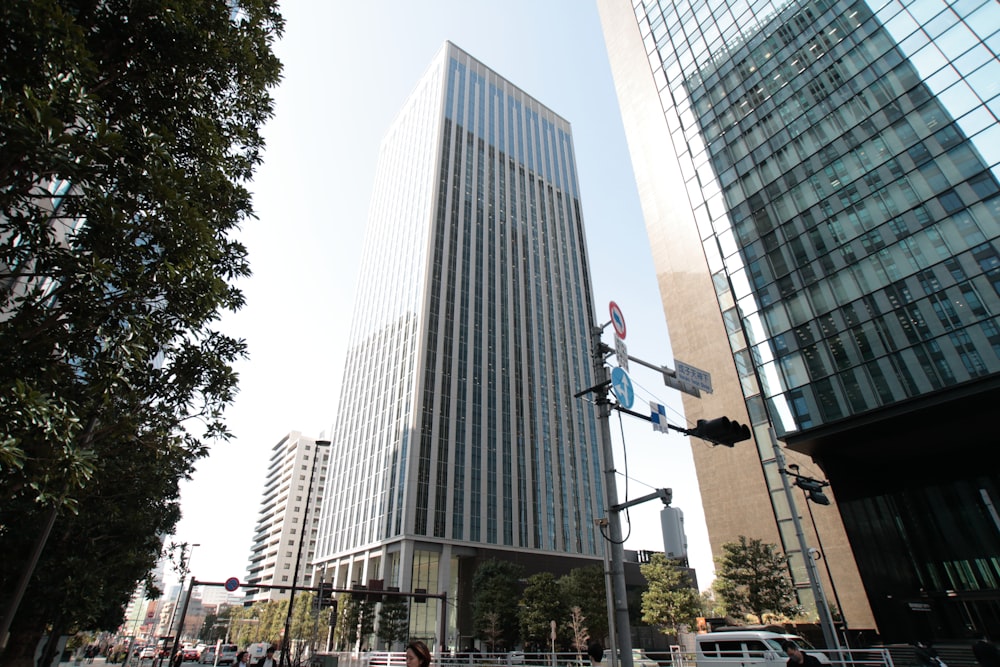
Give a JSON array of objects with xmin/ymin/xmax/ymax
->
[
  {"xmin": 199, "ymin": 647, "xmax": 217, "ymax": 664},
  {"xmin": 182, "ymin": 647, "xmax": 200, "ymax": 661},
  {"xmin": 215, "ymin": 644, "xmax": 239, "ymax": 666},
  {"xmin": 140, "ymin": 646, "xmax": 158, "ymax": 660}
]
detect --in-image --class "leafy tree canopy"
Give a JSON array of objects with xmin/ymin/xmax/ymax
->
[
  {"xmin": 713, "ymin": 536, "xmax": 802, "ymax": 624},
  {"xmin": 471, "ymin": 559, "xmax": 523, "ymax": 650},
  {"xmin": 0, "ymin": 0, "xmax": 283, "ymax": 663},
  {"xmin": 519, "ymin": 572, "xmax": 566, "ymax": 649},
  {"xmin": 639, "ymin": 553, "xmax": 700, "ymax": 641},
  {"xmin": 558, "ymin": 565, "xmax": 608, "ymax": 642}
]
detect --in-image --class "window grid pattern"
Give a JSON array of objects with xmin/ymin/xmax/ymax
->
[
  {"xmin": 631, "ymin": 0, "xmax": 1000, "ymax": 610},
  {"xmin": 317, "ymin": 44, "xmax": 604, "ymax": 561}
]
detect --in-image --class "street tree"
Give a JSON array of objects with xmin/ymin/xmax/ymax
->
[
  {"xmin": 0, "ymin": 0, "xmax": 283, "ymax": 664},
  {"xmin": 376, "ymin": 597, "xmax": 409, "ymax": 649},
  {"xmin": 337, "ymin": 596, "xmax": 375, "ymax": 651},
  {"xmin": 699, "ymin": 589, "xmax": 726, "ymax": 619},
  {"xmin": 481, "ymin": 612, "xmax": 504, "ymax": 654},
  {"xmin": 639, "ymin": 553, "xmax": 701, "ymax": 641},
  {"xmin": 713, "ymin": 536, "xmax": 801, "ymax": 623},
  {"xmin": 519, "ymin": 572, "xmax": 566, "ymax": 650},
  {"xmin": 332, "ymin": 594, "xmax": 353, "ymax": 651},
  {"xmin": 471, "ymin": 559, "xmax": 522, "ymax": 650},
  {"xmin": 567, "ymin": 606, "xmax": 589, "ymax": 661},
  {"xmin": 558, "ymin": 565, "xmax": 608, "ymax": 643}
]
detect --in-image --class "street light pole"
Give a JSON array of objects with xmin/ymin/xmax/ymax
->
[
  {"xmin": 772, "ymin": 441, "xmax": 839, "ymax": 650},
  {"xmin": 169, "ymin": 543, "xmax": 199, "ymax": 663},
  {"xmin": 281, "ymin": 438, "xmax": 330, "ymax": 667},
  {"xmin": 787, "ymin": 465, "xmax": 848, "ymax": 646}
]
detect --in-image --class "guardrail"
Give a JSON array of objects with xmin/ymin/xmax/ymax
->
[{"xmin": 322, "ymin": 649, "xmax": 896, "ymax": 667}]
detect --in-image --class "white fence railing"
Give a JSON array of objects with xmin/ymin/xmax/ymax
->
[{"xmin": 320, "ymin": 649, "xmax": 894, "ymax": 667}]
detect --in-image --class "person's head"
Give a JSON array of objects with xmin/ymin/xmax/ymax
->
[
  {"xmin": 237, "ymin": 652, "xmax": 249, "ymax": 664},
  {"xmin": 587, "ymin": 639, "xmax": 604, "ymax": 664},
  {"xmin": 781, "ymin": 642, "xmax": 803, "ymax": 663},
  {"xmin": 406, "ymin": 641, "xmax": 431, "ymax": 667},
  {"xmin": 266, "ymin": 648, "xmax": 276, "ymax": 659},
  {"xmin": 973, "ymin": 641, "xmax": 1000, "ymax": 666}
]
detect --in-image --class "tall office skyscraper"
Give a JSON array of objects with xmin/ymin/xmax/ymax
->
[
  {"xmin": 314, "ymin": 42, "xmax": 606, "ymax": 646},
  {"xmin": 245, "ymin": 431, "xmax": 329, "ymax": 603},
  {"xmin": 599, "ymin": 0, "xmax": 999, "ymax": 641}
]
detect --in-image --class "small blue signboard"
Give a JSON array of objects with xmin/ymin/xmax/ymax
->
[
  {"xmin": 224, "ymin": 577, "xmax": 240, "ymax": 592},
  {"xmin": 611, "ymin": 367, "xmax": 634, "ymax": 409}
]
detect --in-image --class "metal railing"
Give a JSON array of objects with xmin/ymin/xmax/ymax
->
[{"xmin": 318, "ymin": 648, "xmax": 895, "ymax": 667}]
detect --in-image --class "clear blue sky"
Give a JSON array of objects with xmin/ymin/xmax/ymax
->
[{"xmin": 173, "ymin": 0, "xmax": 716, "ymax": 592}]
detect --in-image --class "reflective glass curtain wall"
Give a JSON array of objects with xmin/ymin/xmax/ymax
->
[{"xmin": 626, "ymin": 0, "xmax": 1000, "ymax": 640}]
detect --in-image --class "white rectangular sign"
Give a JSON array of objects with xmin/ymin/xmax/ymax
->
[
  {"xmin": 674, "ymin": 359, "xmax": 713, "ymax": 394},
  {"xmin": 615, "ymin": 337, "xmax": 629, "ymax": 372}
]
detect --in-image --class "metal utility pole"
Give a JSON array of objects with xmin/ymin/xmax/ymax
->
[
  {"xmin": 595, "ymin": 518, "xmax": 619, "ymax": 667},
  {"xmin": 580, "ymin": 304, "xmax": 748, "ymax": 667},
  {"xmin": 592, "ymin": 356, "xmax": 636, "ymax": 667}
]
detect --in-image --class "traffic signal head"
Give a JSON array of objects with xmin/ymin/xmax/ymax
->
[{"xmin": 690, "ymin": 416, "xmax": 752, "ymax": 447}]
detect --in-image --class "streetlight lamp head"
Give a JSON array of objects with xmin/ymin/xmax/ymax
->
[{"xmin": 808, "ymin": 489, "xmax": 831, "ymax": 505}]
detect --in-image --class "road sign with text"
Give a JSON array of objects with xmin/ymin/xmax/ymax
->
[{"xmin": 675, "ymin": 359, "xmax": 713, "ymax": 394}]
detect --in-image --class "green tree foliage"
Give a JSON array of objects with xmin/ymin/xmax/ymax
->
[
  {"xmin": 558, "ymin": 565, "xmax": 609, "ymax": 642},
  {"xmin": 639, "ymin": 553, "xmax": 701, "ymax": 641},
  {"xmin": 699, "ymin": 589, "xmax": 726, "ymax": 619},
  {"xmin": 471, "ymin": 559, "xmax": 523, "ymax": 650},
  {"xmin": 337, "ymin": 596, "xmax": 375, "ymax": 651},
  {"xmin": 0, "ymin": 0, "xmax": 283, "ymax": 663},
  {"xmin": 225, "ymin": 595, "xmax": 328, "ymax": 656},
  {"xmin": 713, "ymin": 536, "xmax": 801, "ymax": 623},
  {"xmin": 519, "ymin": 572, "xmax": 566, "ymax": 649},
  {"xmin": 376, "ymin": 596, "xmax": 409, "ymax": 649}
]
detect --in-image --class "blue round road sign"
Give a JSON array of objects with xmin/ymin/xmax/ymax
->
[
  {"xmin": 611, "ymin": 367, "xmax": 634, "ymax": 409},
  {"xmin": 224, "ymin": 577, "xmax": 240, "ymax": 592}
]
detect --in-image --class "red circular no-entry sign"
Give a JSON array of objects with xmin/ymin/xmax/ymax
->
[{"xmin": 609, "ymin": 301, "xmax": 626, "ymax": 339}]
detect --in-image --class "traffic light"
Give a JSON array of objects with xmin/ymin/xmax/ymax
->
[
  {"xmin": 794, "ymin": 477, "xmax": 831, "ymax": 505},
  {"xmin": 689, "ymin": 416, "xmax": 751, "ymax": 447}
]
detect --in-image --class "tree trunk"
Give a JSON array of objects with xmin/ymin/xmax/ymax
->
[
  {"xmin": 1, "ymin": 626, "xmax": 46, "ymax": 667},
  {"xmin": 38, "ymin": 614, "xmax": 68, "ymax": 667}
]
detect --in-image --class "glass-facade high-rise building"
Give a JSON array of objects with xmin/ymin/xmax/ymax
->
[
  {"xmin": 313, "ymin": 42, "xmax": 606, "ymax": 647},
  {"xmin": 599, "ymin": 0, "xmax": 999, "ymax": 642}
]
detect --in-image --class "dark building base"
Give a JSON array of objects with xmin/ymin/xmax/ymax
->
[{"xmin": 786, "ymin": 378, "xmax": 1000, "ymax": 643}]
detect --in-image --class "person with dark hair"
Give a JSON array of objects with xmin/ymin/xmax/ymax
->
[
  {"xmin": 973, "ymin": 641, "xmax": 1000, "ymax": 667},
  {"xmin": 587, "ymin": 639, "xmax": 604, "ymax": 665},
  {"xmin": 780, "ymin": 641, "xmax": 823, "ymax": 667},
  {"xmin": 406, "ymin": 641, "xmax": 432, "ymax": 667},
  {"xmin": 254, "ymin": 647, "xmax": 277, "ymax": 667}
]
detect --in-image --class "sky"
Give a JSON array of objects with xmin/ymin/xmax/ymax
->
[{"xmin": 171, "ymin": 0, "xmax": 718, "ymax": 593}]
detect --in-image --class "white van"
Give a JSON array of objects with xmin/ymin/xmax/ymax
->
[{"xmin": 695, "ymin": 629, "xmax": 830, "ymax": 667}]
